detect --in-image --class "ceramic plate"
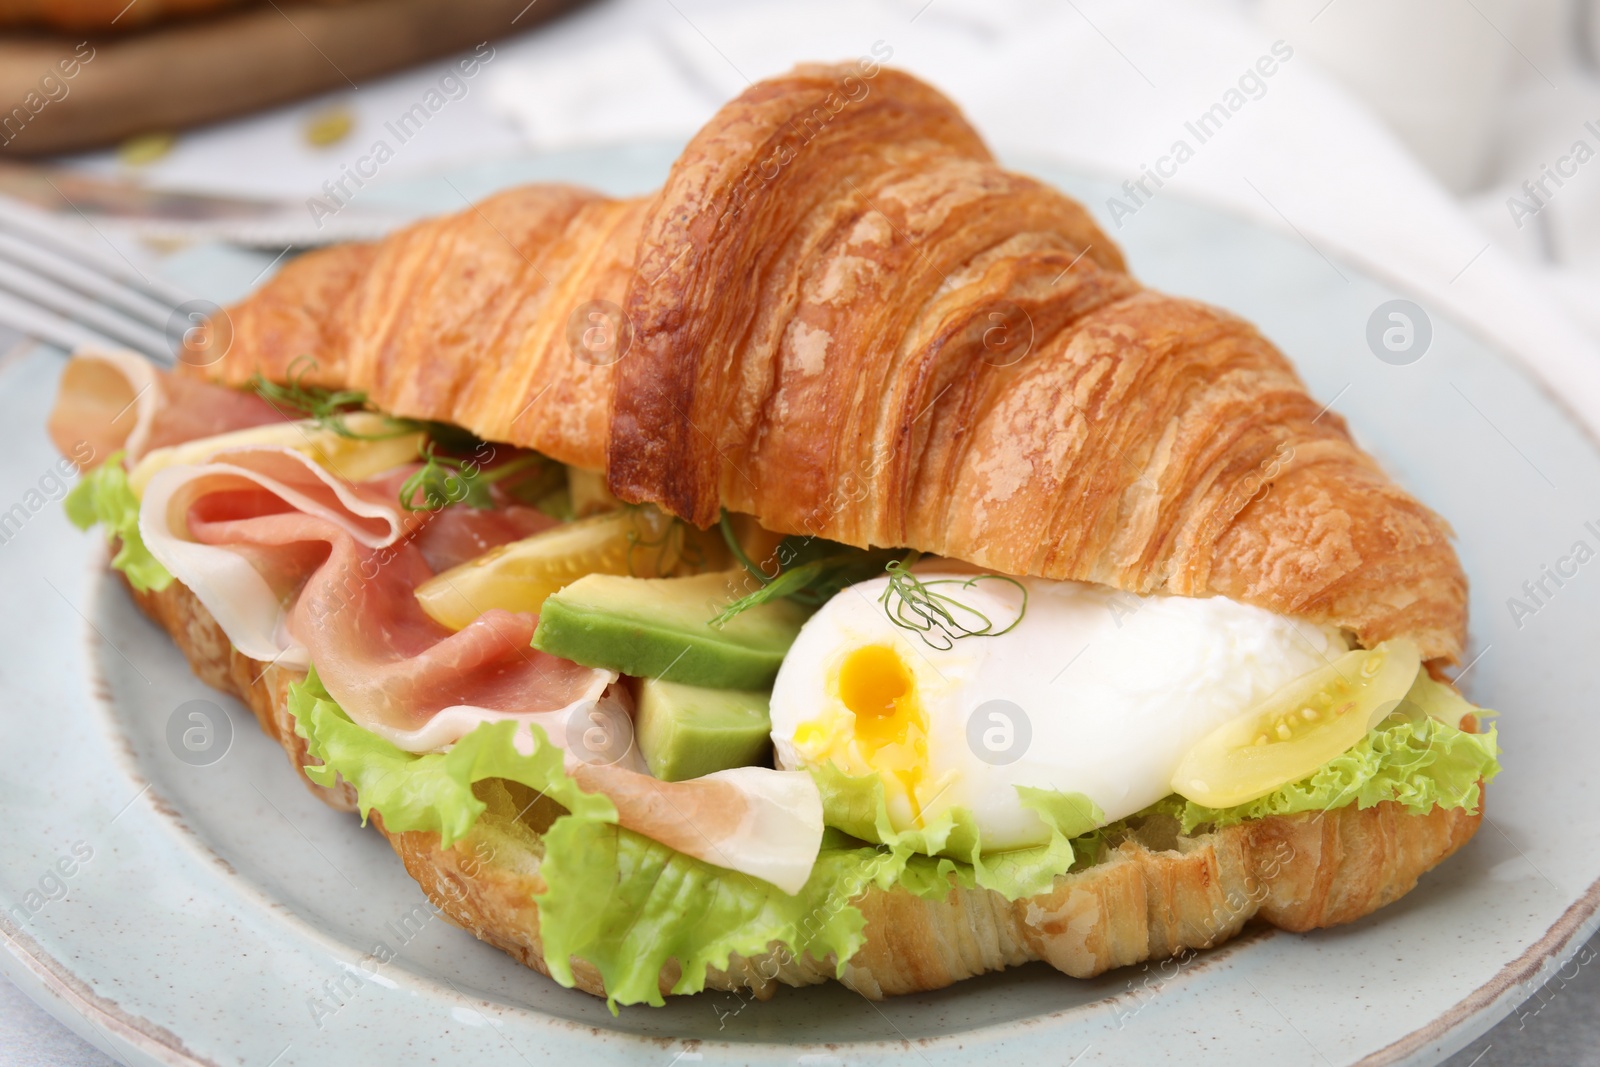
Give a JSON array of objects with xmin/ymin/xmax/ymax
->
[{"xmin": 2, "ymin": 145, "xmax": 1596, "ymax": 1067}]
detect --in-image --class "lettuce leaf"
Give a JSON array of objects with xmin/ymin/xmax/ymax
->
[
  {"xmin": 286, "ymin": 664, "xmax": 614, "ymax": 845},
  {"xmin": 63, "ymin": 451, "xmax": 173, "ymax": 593},
  {"xmin": 1173, "ymin": 695, "xmax": 1499, "ymax": 834},
  {"xmin": 286, "ymin": 668, "xmax": 894, "ymax": 1011},
  {"xmin": 1083, "ymin": 677, "xmax": 1500, "ymax": 839},
  {"xmin": 809, "ymin": 762, "xmax": 1103, "ymax": 900},
  {"xmin": 284, "ymin": 667, "xmax": 1498, "ymax": 1011}
]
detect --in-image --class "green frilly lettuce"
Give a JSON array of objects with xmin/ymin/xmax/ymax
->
[
  {"xmin": 63, "ymin": 451, "xmax": 173, "ymax": 592},
  {"xmin": 288, "ymin": 669, "xmax": 904, "ymax": 1011},
  {"xmin": 284, "ymin": 667, "xmax": 1498, "ymax": 1011},
  {"xmin": 809, "ymin": 762, "xmax": 1103, "ymax": 900},
  {"xmin": 1171, "ymin": 677, "xmax": 1499, "ymax": 834}
]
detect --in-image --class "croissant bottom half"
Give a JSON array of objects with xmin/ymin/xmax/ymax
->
[{"xmin": 130, "ymin": 574, "xmax": 1482, "ymax": 1003}]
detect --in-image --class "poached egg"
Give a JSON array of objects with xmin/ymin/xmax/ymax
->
[{"xmin": 768, "ymin": 572, "xmax": 1348, "ymax": 849}]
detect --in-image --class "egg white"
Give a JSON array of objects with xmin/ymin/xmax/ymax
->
[{"xmin": 768, "ymin": 573, "xmax": 1348, "ymax": 849}]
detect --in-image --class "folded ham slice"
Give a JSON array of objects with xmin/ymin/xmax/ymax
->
[
  {"xmin": 571, "ymin": 763, "xmax": 824, "ymax": 895},
  {"xmin": 48, "ymin": 347, "xmax": 283, "ymax": 465},
  {"xmin": 138, "ymin": 444, "xmax": 824, "ymax": 891},
  {"xmin": 139, "ymin": 446, "xmax": 609, "ymax": 741}
]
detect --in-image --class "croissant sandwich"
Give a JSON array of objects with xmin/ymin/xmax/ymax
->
[{"xmin": 49, "ymin": 62, "xmax": 1499, "ymax": 1009}]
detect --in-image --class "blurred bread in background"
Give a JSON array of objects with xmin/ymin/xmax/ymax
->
[
  {"xmin": 0, "ymin": 0, "xmax": 251, "ymax": 32},
  {"xmin": 0, "ymin": 0, "xmax": 589, "ymax": 156},
  {"xmin": 0, "ymin": 0, "xmax": 248, "ymax": 31}
]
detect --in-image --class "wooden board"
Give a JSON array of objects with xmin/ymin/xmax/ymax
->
[{"xmin": 0, "ymin": 0, "xmax": 590, "ymax": 157}]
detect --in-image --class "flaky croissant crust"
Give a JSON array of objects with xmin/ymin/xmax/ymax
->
[{"xmin": 197, "ymin": 62, "xmax": 1467, "ymax": 661}]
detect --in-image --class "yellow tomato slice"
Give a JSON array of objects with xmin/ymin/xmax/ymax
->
[
  {"xmin": 415, "ymin": 505, "xmax": 691, "ymax": 630},
  {"xmin": 1170, "ymin": 639, "xmax": 1422, "ymax": 809}
]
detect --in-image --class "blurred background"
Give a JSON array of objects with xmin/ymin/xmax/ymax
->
[{"xmin": 0, "ymin": 0, "xmax": 1596, "ymax": 1063}]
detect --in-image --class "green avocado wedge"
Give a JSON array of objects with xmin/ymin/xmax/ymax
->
[
  {"xmin": 635, "ymin": 678, "xmax": 773, "ymax": 781},
  {"xmin": 530, "ymin": 570, "xmax": 807, "ymax": 689}
]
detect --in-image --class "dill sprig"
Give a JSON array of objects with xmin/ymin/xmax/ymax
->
[
  {"xmin": 711, "ymin": 510, "xmax": 910, "ymax": 626},
  {"xmin": 250, "ymin": 355, "xmax": 411, "ymax": 440},
  {"xmin": 879, "ymin": 559, "xmax": 1027, "ymax": 650},
  {"xmin": 251, "ymin": 357, "xmax": 564, "ymax": 513},
  {"xmin": 722, "ymin": 510, "xmax": 777, "ymax": 585},
  {"xmin": 398, "ymin": 446, "xmax": 547, "ymax": 512}
]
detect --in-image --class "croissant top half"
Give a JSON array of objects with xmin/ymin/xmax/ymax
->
[{"xmin": 195, "ymin": 62, "xmax": 1467, "ymax": 663}]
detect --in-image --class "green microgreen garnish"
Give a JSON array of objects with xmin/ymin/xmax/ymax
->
[
  {"xmin": 711, "ymin": 509, "xmax": 911, "ymax": 626},
  {"xmin": 250, "ymin": 357, "xmax": 566, "ymax": 513},
  {"xmin": 398, "ymin": 446, "xmax": 549, "ymax": 512},
  {"xmin": 879, "ymin": 559, "xmax": 1028, "ymax": 649},
  {"xmin": 249, "ymin": 355, "xmax": 407, "ymax": 439},
  {"xmin": 722, "ymin": 509, "xmax": 776, "ymax": 584}
]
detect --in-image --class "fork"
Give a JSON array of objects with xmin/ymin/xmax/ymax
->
[{"xmin": 0, "ymin": 196, "xmax": 196, "ymax": 367}]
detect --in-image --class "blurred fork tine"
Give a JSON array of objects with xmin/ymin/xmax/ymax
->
[
  {"xmin": 0, "ymin": 257, "xmax": 172, "ymax": 358},
  {"xmin": 0, "ymin": 198, "xmax": 190, "ymax": 310},
  {"xmin": 0, "ymin": 195, "xmax": 186, "ymax": 364},
  {"xmin": 0, "ymin": 231, "xmax": 175, "ymax": 331},
  {"xmin": 0, "ymin": 289, "xmax": 159, "ymax": 361}
]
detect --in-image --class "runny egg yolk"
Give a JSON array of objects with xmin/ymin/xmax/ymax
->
[
  {"xmin": 839, "ymin": 645, "xmax": 916, "ymax": 746},
  {"xmin": 795, "ymin": 644, "xmax": 931, "ymax": 822}
]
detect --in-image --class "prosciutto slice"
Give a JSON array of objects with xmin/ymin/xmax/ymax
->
[
  {"xmin": 414, "ymin": 504, "xmax": 556, "ymax": 573},
  {"xmin": 139, "ymin": 445, "xmax": 823, "ymax": 892},
  {"xmin": 325, "ymin": 460, "xmax": 558, "ymax": 574},
  {"xmin": 140, "ymin": 447, "xmax": 604, "ymax": 740},
  {"xmin": 48, "ymin": 348, "xmax": 283, "ymax": 465}
]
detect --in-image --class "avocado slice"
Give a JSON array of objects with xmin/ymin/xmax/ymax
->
[
  {"xmin": 635, "ymin": 678, "xmax": 773, "ymax": 781},
  {"xmin": 531, "ymin": 570, "xmax": 806, "ymax": 689}
]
